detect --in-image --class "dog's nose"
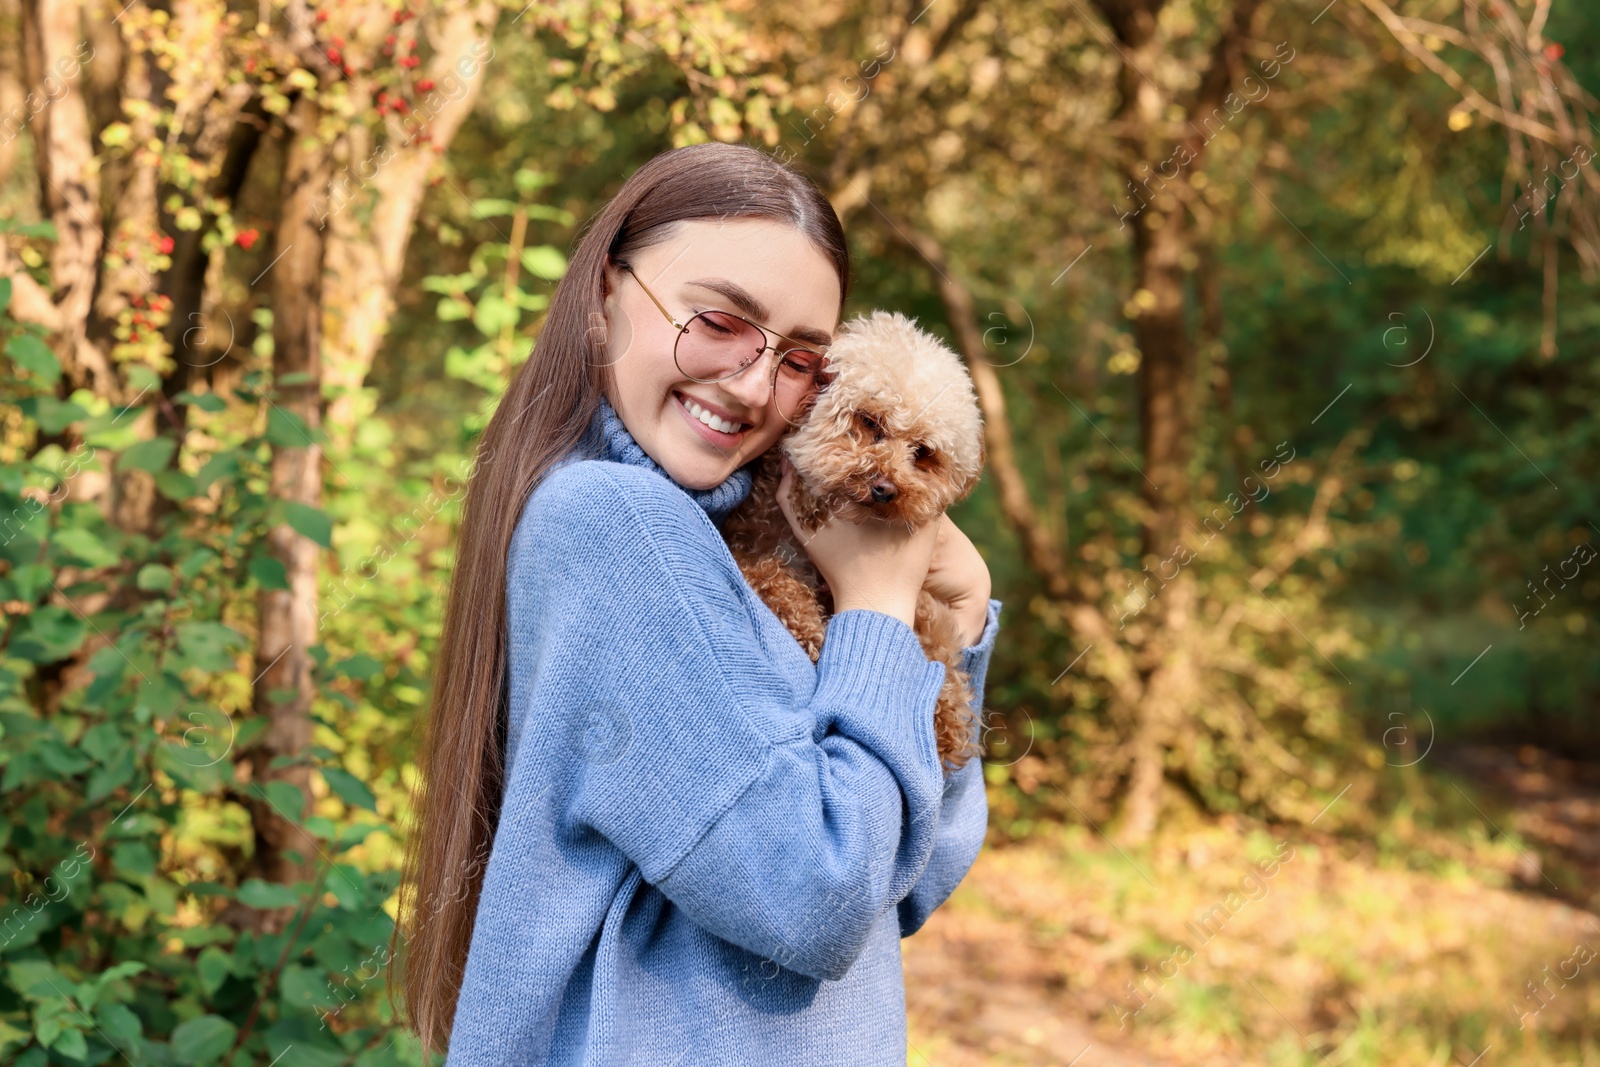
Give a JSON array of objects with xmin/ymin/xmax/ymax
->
[{"xmin": 870, "ymin": 480, "xmax": 898, "ymax": 504}]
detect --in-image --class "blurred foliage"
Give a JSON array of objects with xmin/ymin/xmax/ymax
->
[{"xmin": 0, "ymin": 275, "xmax": 415, "ymax": 1064}]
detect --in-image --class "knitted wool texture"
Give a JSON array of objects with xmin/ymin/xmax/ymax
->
[{"xmin": 445, "ymin": 394, "xmax": 1002, "ymax": 1065}]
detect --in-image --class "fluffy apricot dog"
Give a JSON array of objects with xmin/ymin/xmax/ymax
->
[{"xmin": 722, "ymin": 310, "xmax": 988, "ymax": 773}]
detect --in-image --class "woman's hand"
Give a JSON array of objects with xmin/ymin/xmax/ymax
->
[
  {"xmin": 776, "ymin": 458, "xmax": 939, "ymax": 631},
  {"xmin": 923, "ymin": 515, "xmax": 992, "ymax": 648}
]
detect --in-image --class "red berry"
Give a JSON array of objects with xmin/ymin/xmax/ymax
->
[
  {"xmin": 331, "ymin": 35, "xmax": 345, "ymax": 47},
  {"xmin": 157, "ymin": 236, "xmax": 174, "ymax": 254},
  {"xmin": 417, "ymin": 78, "xmax": 434, "ymax": 91},
  {"xmin": 398, "ymin": 54, "xmax": 419, "ymax": 68},
  {"xmin": 235, "ymin": 228, "xmax": 260, "ymax": 250},
  {"xmin": 1544, "ymin": 42, "xmax": 1564, "ymax": 61},
  {"xmin": 385, "ymin": 33, "xmax": 396, "ymax": 44},
  {"xmin": 315, "ymin": 9, "xmax": 328, "ymax": 21},
  {"xmin": 376, "ymin": 104, "xmax": 389, "ymax": 115}
]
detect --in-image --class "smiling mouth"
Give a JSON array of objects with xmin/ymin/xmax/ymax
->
[{"xmin": 675, "ymin": 390, "xmax": 752, "ymax": 435}]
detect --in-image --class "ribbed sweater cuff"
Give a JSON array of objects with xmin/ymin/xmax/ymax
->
[
  {"xmin": 958, "ymin": 598, "xmax": 1002, "ymax": 678},
  {"xmin": 813, "ymin": 609, "xmax": 947, "ymax": 769}
]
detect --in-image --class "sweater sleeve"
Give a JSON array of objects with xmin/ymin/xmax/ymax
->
[
  {"xmin": 897, "ymin": 597, "xmax": 1001, "ymax": 938},
  {"xmin": 509, "ymin": 461, "xmax": 951, "ymax": 983}
]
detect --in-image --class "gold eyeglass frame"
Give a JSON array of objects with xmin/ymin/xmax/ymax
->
[{"xmin": 617, "ymin": 261, "xmax": 831, "ymax": 425}]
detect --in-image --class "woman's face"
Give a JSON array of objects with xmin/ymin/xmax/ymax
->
[{"xmin": 600, "ymin": 218, "xmax": 842, "ymax": 491}]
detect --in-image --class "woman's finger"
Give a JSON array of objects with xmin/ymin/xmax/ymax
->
[{"xmin": 776, "ymin": 462, "xmax": 797, "ymax": 531}]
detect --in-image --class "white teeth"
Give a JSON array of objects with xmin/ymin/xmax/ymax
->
[{"xmin": 681, "ymin": 393, "xmax": 747, "ymax": 435}]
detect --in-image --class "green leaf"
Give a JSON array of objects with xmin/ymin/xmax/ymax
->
[
  {"xmin": 283, "ymin": 501, "xmax": 333, "ymax": 547},
  {"xmin": 436, "ymin": 296, "xmax": 471, "ymax": 322},
  {"xmin": 196, "ymin": 946, "xmax": 232, "ymax": 997},
  {"xmin": 0, "ymin": 218, "xmax": 56, "ymax": 238},
  {"xmin": 170, "ymin": 1014, "xmax": 237, "ymax": 1065},
  {"xmin": 97, "ymin": 961, "xmax": 148, "ymax": 985},
  {"xmin": 236, "ymin": 878, "xmax": 301, "ymax": 909},
  {"xmin": 29, "ymin": 396, "xmax": 89, "ymax": 433},
  {"xmin": 136, "ymin": 564, "xmax": 174, "ymax": 591},
  {"xmin": 8, "ymin": 334, "xmax": 60, "ymax": 386},
  {"xmin": 117, "ymin": 436, "xmax": 177, "ymax": 474},
  {"xmin": 86, "ymin": 746, "xmax": 136, "ymax": 802},
  {"xmin": 36, "ymin": 738, "xmax": 93, "ymax": 776},
  {"xmin": 472, "ymin": 293, "xmax": 518, "ymax": 337},
  {"xmin": 49, "ymin": 1026, "xmax": 87, "ymax": 1059},
  {"xmin": 520, "ymin": 245, "xmax": 567, "ymax": 280},
  {"xmin": 179, "ymin": 547, "xmax": 218, "ymax": 580},
  {"xmin": 174, "ymin": 621, "xmax": 247, "ymax": 672},
  {"xmin": 420, "ymin": 272, "xmax": 478, "ymax": 295},
  {"xmin": 195, "ymin": 450, "xmax": 240, "ymax": 492},
  {"xmin": 260, "ymin": 780, "xmax": 308, "ymax": 823},
  {"xmin": 95, "ymin": 1002, "xmax": 142, "ymax": 1044},
  {"xmin": 265, "ymin": 405, "xmax": 312, "ymax": 446},
  {"xmin": 248, "ymin": 552, "xmax": 290, "ymax": 591},
  {"xmin": 155, "ymin": 469, "xmax": 199, "ymax": 501},
  {"xmin": 513, "ymin": 168, "xmax": 549, "ymax": 195},
  {"xmin": 8, "ymin": 960, "xmax": 69, "ymax": 999},
  {"xmin": 0, "ymin": 1019, "xmax": 33, "ymax": 1057},
  {"xmin": 175, "ymin": 390, "xmax": 227, "ymax": 413},
  {"xmin": 332, "ymin": 653, "xmax": 382, "ymax": 680},
  {"xmin": 524, "ymin": 203, "xmax": 576, "ymax": 225},
  {"xmin": 11, "ymin": 605, "xmax": 88, "ymax": 662},
  {"xmin": 321, "ymin": 767, "xmax": 378, "ymax": 812},
  {"xmin": 0, "ymin": 276, "xmax": 10, "ymax": 312},
  {"xmin": 280, "ymin": 964, "xmax": 338, "ymax": 1009},
  {"xmin": 470, "ymin": 197, "xmax": 519, "ymax": 217},
  {"xmin": 113, "ymin": 841, "xmax": 157, "ymax": 879},
  {"xmin": 80, "ymin": 721, "xmax": 124, "ymax": 763},
  {"xmin": 263, "ymin": 1020, "xmax": 346, "ymax": 1067},
  {"xmin": 53, "ymin": 527, "xmax": 120, "ymax": 568},
  {"xmin": 355, "ymin": 1042, "xmax": 411, "ymax": 1067}
]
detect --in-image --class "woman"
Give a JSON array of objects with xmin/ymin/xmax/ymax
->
[{"xmin": 393, "ymin": 141, "xmax": 1003, "ymax": 1065}]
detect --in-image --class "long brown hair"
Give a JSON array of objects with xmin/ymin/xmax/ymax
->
[{"xmin": 389, "ymin": 141, "xmax": 851, "ymax": 1061}]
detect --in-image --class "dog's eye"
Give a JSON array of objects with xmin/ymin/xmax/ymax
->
[
  {"xmin": 912, "ymin": 443, "xmax": 933, "ymax": 462},
  {"xmin": 857, "ymin": 412, "xmax": 884, "ymax": 441}
]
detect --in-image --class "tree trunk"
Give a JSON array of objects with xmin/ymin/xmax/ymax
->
[
  {"xmin": 241, "ymin": 91, "xmax": 330, "ymax": 918},
  {"xmin": 19, "ymin": 0, "xmax": 115, "ymax": 400},
  {"xmin": 322, "ymin": 0, "xmax": 498, "ymax": 451},
  {"xmin": 1093, "ymin": 0, "xmax": 1261, "ymax": 842}
]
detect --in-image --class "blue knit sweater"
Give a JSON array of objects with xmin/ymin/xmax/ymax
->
[{"xmin": 445, "ymin": 395, "xmax": 1002, "ymax": 1065}]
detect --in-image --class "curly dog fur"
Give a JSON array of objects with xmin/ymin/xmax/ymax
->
[{"xmin": 722, "ymin": 310, "xmax": 988, "ymax": 774}]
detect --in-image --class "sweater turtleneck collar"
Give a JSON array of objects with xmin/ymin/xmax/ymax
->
[{"xmin": 580, "ymin": 393, "xmax": 756, "ymax": 524}]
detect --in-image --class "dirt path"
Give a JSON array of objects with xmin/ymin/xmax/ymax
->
[
  {"xmin": 902, "ymin": 749, "xmax": 1600, "ymax": 1066},
  {"xmin": 905, "ymin": 898, "xmax": 1181, "ymax": 1067},
  {"xmin": 1436, "ymin": 743, "xmax": 1600, "ymax": 910}
]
